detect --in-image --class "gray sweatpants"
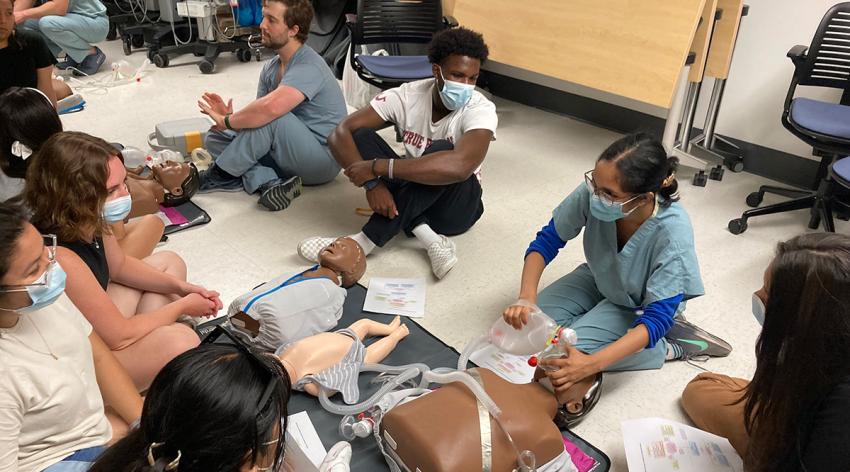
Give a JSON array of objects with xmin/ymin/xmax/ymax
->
[{"xmin": 205, "ymin": 113, "xmax": 340, "ymax": 193}]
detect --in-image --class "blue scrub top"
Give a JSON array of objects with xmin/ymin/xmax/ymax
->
[{"xmin": 552, "ymin": 184, "xmax": 704, "ymax": 309}]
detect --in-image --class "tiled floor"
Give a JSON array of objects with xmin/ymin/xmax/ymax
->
[{"xmin": 60, "ymin": 39, "xmax": 850, "ymax": 470}]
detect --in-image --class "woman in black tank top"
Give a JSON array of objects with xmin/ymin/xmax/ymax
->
[{"xmin": 23, "ymin": 132, "xmax": 223, "ymax": 391}]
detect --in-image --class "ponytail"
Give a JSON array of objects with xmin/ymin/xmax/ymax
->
[{"xmin": 658, "ymin": 156, "xmax": 680, "ymax": 207}]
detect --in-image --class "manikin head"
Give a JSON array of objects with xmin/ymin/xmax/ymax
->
[
  {"xmin": 318, "ymin": 237, "xmax": 366, "ymax": 288},
  {"xmin": 151, "ymin": 160, "xmax": 200, "ymax": 206},
  {"xmin": 259, "ymin": 0, "xmax": 311, "ymax": 51}
]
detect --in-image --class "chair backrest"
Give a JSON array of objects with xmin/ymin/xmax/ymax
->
[
  {"xmin": 798, "ymin": 2, "xmax": 850, "ymax": 90},
  {"xmin": 352, "ymin": 0, "xmax": 443, "ymax": 46}
]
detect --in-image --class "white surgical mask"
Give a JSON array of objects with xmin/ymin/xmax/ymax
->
[
  {"xmin": 752, "ymin": 293, "xmax": 765, "ymax": 326},
  {"xmin": 102, "ymin": 195, "xmax": 132, "ymax": 223}
]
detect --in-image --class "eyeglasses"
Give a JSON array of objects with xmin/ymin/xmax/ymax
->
[
  {"xmin": 0, "ymin": 235, "xmax": 57, "ymax": 293},
  {"xmin": 203, "ymin": 325, "xmax": 286, "ymax": 471},
  {"xmin": 584, "ymin": 170, "xmax": 642, "ymax": 208}
]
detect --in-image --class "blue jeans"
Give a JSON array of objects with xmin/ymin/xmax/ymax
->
[
  {"xmin": 42, "ymin": 445, "xmax": 106, "ymax": 472},
  {"xmin": 204, "ymin": 113, "xmax": 340, "ymax": 193}
]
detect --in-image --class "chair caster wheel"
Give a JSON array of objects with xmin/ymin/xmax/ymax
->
[
  {"xmin": 726, "ymin": 159, "xmax": 744, "ymax": 173},
  {"xmin": 728, "ymin": 218, "xmax": 748, "ymax": 235},
  {"xmin": 745, "ymin": 192, "xmax": 763, "ymax": 208}
]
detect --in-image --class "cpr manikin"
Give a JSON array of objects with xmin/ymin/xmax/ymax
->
[
  {"xmin": 277, "ymin": 316, "xmax": 410, "ymax": 401},
  {"xmin": 125, "ymin": 160, "xmax": 201, "ymax": 217},
  {"xmin": 229, "ymin": 237, "xmax": 368, "ymax": 352}
]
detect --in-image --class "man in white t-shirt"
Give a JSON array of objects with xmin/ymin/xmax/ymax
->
[{"xmin": 297, "ymin": 27, "xmax": 497, "ymax": 279}]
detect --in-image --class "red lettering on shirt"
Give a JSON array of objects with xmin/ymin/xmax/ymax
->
[{"xmin": 374, "ymin": 94, "xmax": 387, "ymax": 102}]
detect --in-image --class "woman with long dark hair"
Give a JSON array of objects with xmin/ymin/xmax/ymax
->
[
  {"xmin": 503, "ymin": 133, "xmax": 729, "ymax": 426},
  {"xmin": 0, "ymin": 201, "xmax": 142, "ymax": 471},
  {"xmin": 90, "ymin": 342, "xmax": 291, "ymax": 472},
  {"xmin": 682, "ymin": 232, "xmax": 850, "ymax": 471}
]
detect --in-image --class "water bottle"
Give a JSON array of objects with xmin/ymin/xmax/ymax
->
[{"xmin": 487, "ymin": 305, "xmax": 559, "ymax": 356}]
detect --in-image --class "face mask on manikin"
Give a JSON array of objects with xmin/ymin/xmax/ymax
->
[
  {"xmin": 589, "ymin": 194, "xmax": 639, "ymax": 222},
  {"xmin": 437, "ymin": 67, "xmax": 475, "ymax": 111},
  {"xmin": 102, "ymin": 195, "xmax": 132, "ymax": 223},
  {"xmin": 752, "ymin": 293, "xmax": 766, "ymax": 326},
  {"xmin": 17, "ymin": 262, "xmax": 67, "ymax": 315}
]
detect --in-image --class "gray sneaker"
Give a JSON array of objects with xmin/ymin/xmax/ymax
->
[
  {"xmin": 665, "ymin": 318, "xmax": 732, "ymax": 358},
  {"xmin": 257, "ymin": 176, "xmax": 302, "ymax": 211},
  {"xmin": 73, "ymin": 47, "xmax": 106, "ymax": 76}
]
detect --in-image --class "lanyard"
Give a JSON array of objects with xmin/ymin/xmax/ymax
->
[{"xmin": 243, "ymin": 266, "xmax": 329, "ymax": 312}]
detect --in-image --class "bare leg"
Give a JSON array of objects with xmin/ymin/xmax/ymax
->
[
  {"xmin": 106, "ymin": 251, "xmax": 186, "ymax": 317},
  {"xmin": 364, "ymin": 324, "xmax": 409, "ymax": 364},
  {"xmin": 112, "ymin": 323, "xmax": 200, "ymax": 390},
  {"xmin": 52, "ymin": 78, "xmax": 72, "ymax": 101},
  {"xmin": 105, "ymin": 407, "xmax": 130, "ymax": 445},
  {"xmin": 349, "ymin": 316, "xmax": 402, "ymax": 340},
  {"xmin": 116, "ymin": 216, "xmax": 166, "ymax": 259}
]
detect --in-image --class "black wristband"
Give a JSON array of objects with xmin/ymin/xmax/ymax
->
[
  {"xmin": 363, "ymin": 178, "xmax": 380, "ymax": 191},
  {"xmin": 224, "ymin": 114, "xmax": 234, "ymax": 130}
]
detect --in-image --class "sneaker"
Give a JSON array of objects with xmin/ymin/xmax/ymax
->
[
  {"xmin": 319, "ymin": 441, "xmax": 352, "ymax": 472},
  {"xmin": 665, "ymin": 318, "xmax": 732, "ymax": 358},
  {"xmin": 426, "ymin": 236, "xmax": 457, "ymax": 279},
  {"xmin": 56, "ymin": 56, "xmax": 79, "ymax": 71},
  {"xmin": 257, "ymin": 176, "xmax": 302, "ymax": 211},
  {"xmin": 198, "ymin": 164, "xmax": 243, "ymax": 193},
  {"xmin": 72, "ymin": 47, "xmax": 106, "ymax": 76},
  {"xmin": 297, "ymin": 236, "xmax": 336, "ymax": 262}
]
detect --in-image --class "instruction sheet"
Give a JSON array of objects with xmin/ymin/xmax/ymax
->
[
  {"xmin": 622, "ymin": 417, "xmax": 743, "ymax": 472},
  {"xmin": 363, "ymin": 277, "xmax": 426, "ymax": 318}
]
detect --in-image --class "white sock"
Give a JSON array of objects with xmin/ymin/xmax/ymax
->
[
  {"xmin": 348, "ymin": 232, "xmax": 376, "ymax": 256},
  {"xmin": 412, "ymin": 224, "xmax": 443, "ymax": 248}
]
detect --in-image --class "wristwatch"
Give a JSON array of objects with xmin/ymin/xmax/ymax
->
[{"xmin": 363, "ymin": 178, "xmax": 381, "ymax": 191}]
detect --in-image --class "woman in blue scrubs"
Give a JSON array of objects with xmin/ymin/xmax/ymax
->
[{"xmin": 505, "ymin": 133, "xmax": 728, "ymax": 425}]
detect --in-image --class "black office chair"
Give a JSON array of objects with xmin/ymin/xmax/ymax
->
[
  {"xmin": 728, "ymin": 2, "xmax": 850, "ymax": 234},
  {"xmin": 348, "ymin": 0, "xmax": 457, "ymax": 91}
]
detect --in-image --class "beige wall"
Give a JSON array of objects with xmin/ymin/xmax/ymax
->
[{"xmin": 478, "ymin": 1, "xmax": 840, "ymax": 160}]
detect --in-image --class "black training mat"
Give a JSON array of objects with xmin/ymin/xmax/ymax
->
[
  {"xmin": 287, "ymin": 284, "xmax": 611, "ymax": 472},
  {"xmin": 162, "ymin": 200, "xmax": 211, "ymax": 235}
]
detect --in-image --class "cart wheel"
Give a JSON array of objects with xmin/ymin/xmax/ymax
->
[
  {"xmin": 236, "ymin": 48, "xmax": 252, "ymax": 63},
  {"xmin": 153, "ymin": 53, "xmax": 169, "ymax": 68},
  {"xmin": 726, "ymin": 159, "xmax": 744, "ymax": 173},
  {"xmin": 255, "ymin": 50, "xmax": 262, "ymax": 61},
  {"xmin": 728, "ymin": 218, "xmax": 748, "ymax": 235},
  {"xmin": 107, "ymin": 24, "xmax": 118, "ymax": 41},
  {"xmin": 745, "ymin": 192, "xmax": 763, "ymax": 208},
  {"xmin": 131, "ymin": 34, "xmax": 145, "ymax": 48},
  {"xmin": 199, "ymin": 60, "xmax": 215, "ymax": 74},
  {"xmin": 122, "ymin": 36, "xmax": 132, "ymax": 56}
]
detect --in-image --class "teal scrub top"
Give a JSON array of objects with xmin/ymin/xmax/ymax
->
[{"xmin": 552, "ymin": 184, "xmax": 705, "ymax": 309}]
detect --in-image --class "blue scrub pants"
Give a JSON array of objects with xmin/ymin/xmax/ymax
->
[
  {"xmin": 536, "ymin": 263, "xmax": 668, "ymax": 371},
  {"xmin": 204, "ymin": 113, "xmax": 340, "ymax": 194},
  {"xmin": 23, "ymin": 14, "xmax": 108, "ymax": 63},
  {"xmin": 42, "ymin": 445, "xmax": 106, "ymax": 471}
]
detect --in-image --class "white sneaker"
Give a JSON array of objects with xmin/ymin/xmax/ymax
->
[
  {"xmin": 426, "ymin": 236, "xmax": 457, "ymax": 279},
  {"xmin": 319, "ymin": 441, "xmax": 352, "ymax": 472},
  {"xmin": 297, "ymin": 236, "xmax": 336, "ymax": 263}
]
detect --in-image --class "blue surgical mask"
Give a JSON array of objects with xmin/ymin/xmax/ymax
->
[
  {"xmin": 752, "ymin": 293, "xmax": 765, "ymax": 326},
  {"xmin": 18, "ymin": 262, "xmax": 67, "ymax": 315},
  {"xmin": 589, "ymin": 193, "xmax": 639, "ymax": 222},
  {"xmin": 438, "ymin": 67, "xmax": 475, "ymax": 111},
  {"xmin": 103, "ymin": 195, "xmax": 132, "ymax": 223}
]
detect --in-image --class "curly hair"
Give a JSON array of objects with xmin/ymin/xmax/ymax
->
[
  {"xmin": 427, "ymin": 27, "xmax": 489, "ymax": 66},
  {"xmin": 25, "ymin": 132, "xmax": 117, "ymax": 242}
]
